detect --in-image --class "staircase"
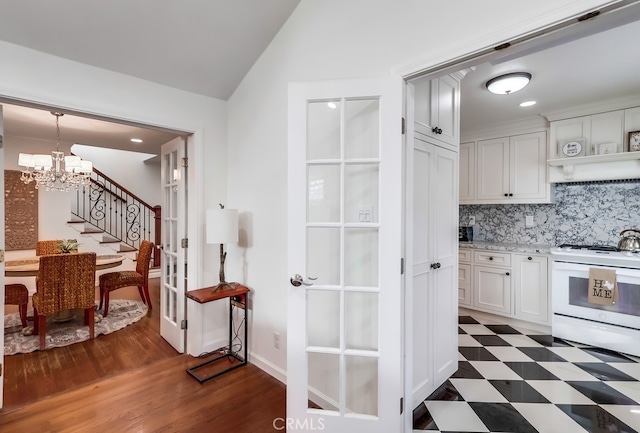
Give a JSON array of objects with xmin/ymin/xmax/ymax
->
[{"xmin": 68, "ymin": 166, "xmax": 161, "ymax": 267}]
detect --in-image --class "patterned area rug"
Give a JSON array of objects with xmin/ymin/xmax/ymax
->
[{"xmin": 3, "ymin": 299, "xmax": 148, "ymax": 355}]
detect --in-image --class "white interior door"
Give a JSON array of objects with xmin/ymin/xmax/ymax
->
[
  {"xmin": 288, "ymin": 76, "xmax": 404, "ymax": 432},
  {"xmin": 160, "ymin": 137, "xmax": 186, "ymax": 352},
  {"xmin": 0, "ymin": 105, "xmax": 5, "ymax": 409}
]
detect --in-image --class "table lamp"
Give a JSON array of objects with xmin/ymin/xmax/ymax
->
[{"xmin": 206, "ymin": 205, "xmax": 239, "ymax": 291}]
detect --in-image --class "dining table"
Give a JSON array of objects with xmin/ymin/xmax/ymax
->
[{"xmin": 5, "ymin": 254, "xmax": 125, "ymax": 277}]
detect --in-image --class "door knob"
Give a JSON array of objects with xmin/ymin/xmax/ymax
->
[{"xmin": 290, "ymin": 274, "xmax": 316, "ymax": 287}]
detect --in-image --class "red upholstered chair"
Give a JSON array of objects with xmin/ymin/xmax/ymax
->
[
  {"xmin": 99, "ymin": 240, "xmax": 154, "ymax": 317},
  {"xmin": 5, "ymin": 283, "xmax": 29, "ymax": 328},
  {"xmin": 32, "ymin": 252, "xmax": 97, "ymax": 350}
]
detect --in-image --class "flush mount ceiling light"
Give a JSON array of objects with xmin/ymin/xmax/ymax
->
[{"xmin": 486, "ymin": 72, "xmax": 532, "ymax": 95}]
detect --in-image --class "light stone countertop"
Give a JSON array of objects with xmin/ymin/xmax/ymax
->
[{"xmin": 459, "ymin": 241, "xmax": 553, "ymax": 254}]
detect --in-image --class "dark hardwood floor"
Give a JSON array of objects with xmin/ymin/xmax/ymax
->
[
  {"xmin": 0, "ymin": 355, "xmax": 286, "ymax": 432},
  {"xmin": 3, "ymin": 277, "xmax": 176, "ymax": 410},
  {"xmin": 2, "ymin": 277, "xmax": 286, "ymax": 432}
]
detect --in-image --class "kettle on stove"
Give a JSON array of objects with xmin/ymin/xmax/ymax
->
[{"xmin": 618, "ymin": 228, "xmax": 640, "ymax": 252}]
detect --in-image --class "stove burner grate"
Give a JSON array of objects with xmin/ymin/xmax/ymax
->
[{"xmin": 557, "ymin": 244, "xmax": 620, "ymax": 252}]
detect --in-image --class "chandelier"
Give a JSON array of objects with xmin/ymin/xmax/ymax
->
[{"xmin": 18, "ymin": 112, "xmax": 93, "ymax": 192}]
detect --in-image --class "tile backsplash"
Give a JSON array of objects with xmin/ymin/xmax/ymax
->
[{"xmin": 460, "ymin": 181, "xmax": 640, "ymax": 246}]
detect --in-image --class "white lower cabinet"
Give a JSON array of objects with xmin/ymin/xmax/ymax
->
[
  {"xmin": 460, "ymin": 248, "xmax": 549, "ymax": 324},
  {"xmin": 411, "ymin": 138, "xmax": 459, "ymax": 407},
  {"xmin": 473, "ymin": 264, "xmax": 511, "ymax": 314},
  {"xmin": 513, "ymin": 254, "xmax": 549, "ymax": 323},
  {"xmin": 458, "ymin": 263, "xmax": 471, "ymax": 306}
]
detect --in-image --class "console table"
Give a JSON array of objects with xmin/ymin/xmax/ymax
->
[{"xmin": 185, "ymin": 283, "xmax": 250, "ymax": 383}]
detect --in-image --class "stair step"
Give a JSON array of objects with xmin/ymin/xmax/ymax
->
[
  {"xmin": 119, "ymin": 245, "xmax": 137, "ymax": 253},
  {"xmin": 81, "ymin": 228, "xmax": 104, "ymax": 234},
  {"xmin": 99, "ymin": 239, "xmax": 121, "ymax": 244},
  {"xmin": 67, "ymin": 219, "xmax": 85, "ymax": 224}
]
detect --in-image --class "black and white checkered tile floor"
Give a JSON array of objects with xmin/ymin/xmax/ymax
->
[{"xmin": 413, "ymin": 315, "xmax": 640, "ymax": 433}]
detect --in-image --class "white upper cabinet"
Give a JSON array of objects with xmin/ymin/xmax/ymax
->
[
  {"xmin": 414, "ymin": 74, "xmax": 460, "ymax": 150},
  {"xmin": 549, "ymin": 110, "xmax": 624, "ymax": 158},
  {"xmin": 459, "ymin": 141, "xmax": 475, "ymax": 202},
  {"xmin": 474, "ymin": 131, "xmax": 550, "ymax": 204},
  {"xmin": 548, "ymin": 107, "xmax": 640, "ymax": 182}
]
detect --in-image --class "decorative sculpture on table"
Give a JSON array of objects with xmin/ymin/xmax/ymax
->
[{"xmin": 60, "ymin": 239, "xmax": 79, "ymax": 253}]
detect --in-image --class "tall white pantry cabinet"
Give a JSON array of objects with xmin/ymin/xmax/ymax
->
[{"xmin": 409, "ymin": 73, "xmax": 462, "ymax": 406}]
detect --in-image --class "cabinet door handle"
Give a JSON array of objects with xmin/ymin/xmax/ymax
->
[
  {"xmin": 430, "ymin": 263, "xmax": 438, "ymax": 269},
  {"xmin": 504, "ymin": 193, "xmax": 508, "ymax": 197},
  {"xmin": 431, "ymin": 126, "xmax": 442, "ymax": 135},
  {"xmin": 506, "ymin": 272, "xmax": 510, "ymax": 276},
  {"xmin": 528, "ymin": 256, "xmax": 532, "ymax": 261},
  {"xmin": 509, "ymin": 193, "xmax": 514, "ymax": 197},
  {"xmin": 489, "ymin": 256, "xmax": 494, "ymax": 261}
]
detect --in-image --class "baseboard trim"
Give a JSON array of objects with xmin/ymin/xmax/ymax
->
[
  {"xmin": 249, "ymin": 351, "xmax": 287, "ymax": 385},
  {"xmin": 459, "ymin": 307, "xmax": 551, "ymax": 334}
]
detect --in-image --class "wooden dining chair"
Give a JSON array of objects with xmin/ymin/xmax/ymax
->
[
  {"xmin": 99, "ymin": 240, "xmax": 154, "ymax": 317},
  {"xmin": 5, "ymin": 283, "xmax": 29, "ymax": 328},
  {"xmin": 32, "ymin": 252, "xmax": 97, "ymax": 350},
  {"xmin": 36, "ymin": 239, "xmax": 64, "ymax": 256}
]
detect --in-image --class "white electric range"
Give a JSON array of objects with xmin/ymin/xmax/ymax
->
[{"xmin": 550, "ymin": 244, "xmax": 640, "ymax": 357}]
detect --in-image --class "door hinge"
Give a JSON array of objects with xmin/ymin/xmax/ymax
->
[
  {"xmin": 578, "ymin": 10, "xmax": 600, "ymax": 22},
  {"xmin": 401, "ymin": 117, "xmax": 406, "ymax": 135},
  {"xmin": 181, "ymin": 157, "xmax": 188, "ymax": 168},
  {"xmin": 181, "ymin": 319, "xmax": 188, "ymax": 330},
  {"xmin": 400, "ymin": 257, "xmax": 405, "ymax": 275},
  {"xmin": 0, "ymin": 249, "xmax": 4, "ymax": 263},
  {"xmin": 181, "ymin": 238, "xmax": 188, "ymax": 248},
  {"xmin": 400, "ymin": 397, "xmax": 404, "ymax": 414}
]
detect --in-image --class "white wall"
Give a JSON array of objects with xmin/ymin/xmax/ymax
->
[
  {"xmin": 0, "ymin": 40, "xmax": 227, "ymax": 293},
  {"xmin": 72, "ymin": 144, "xmax": 161, "ymax": 206},
  {"xmin": 226, "ymin": 0, "xmax": 613, "ymax": 379}
]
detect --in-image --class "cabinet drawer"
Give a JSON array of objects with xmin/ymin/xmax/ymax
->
[
  {"xmin": 474, "ymin": 250, "xmax": 511, "ymax": 267},
  {"xmin": 459, "ymin": 249, "xmax": 472, "ymax": 263}
]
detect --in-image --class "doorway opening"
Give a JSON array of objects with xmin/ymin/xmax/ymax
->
[{"xmin": 1, "ymin": 100, "xmax": 189, "ymax": 410}]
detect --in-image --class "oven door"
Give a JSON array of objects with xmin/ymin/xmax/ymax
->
[{"xmin": 552, "ymin": 261, "xmax": 640, "ymax": 330}]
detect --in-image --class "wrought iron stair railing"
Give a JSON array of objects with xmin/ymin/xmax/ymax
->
[{"xmin": 71, "ymin": 166, "xmax": 161, "ymax": 266}]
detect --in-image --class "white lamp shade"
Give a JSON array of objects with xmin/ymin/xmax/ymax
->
[
  {"xmin": 64, "ymin": 155, "xmax": 82, "ymax": 170},
  {"xmin": 18, "ymin": 153, "xmax": 35, "ymax": 168},
  {"xmin": 33, "ymin": 154, "xmax": 53, "ymax": 169},
  {"xmin": 80, "ymin": 160, "xmax": 93, "ymax": 173},
  {"xmin": 206, "ymin": 209, "xmax": 238, "ymax": 244}
]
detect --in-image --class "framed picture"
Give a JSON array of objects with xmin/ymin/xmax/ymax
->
[
  {"xmin": 628, "ymin": 131, "xmax": 640, "ymax": 152},
  {"xmin": 558, "ymin": 138, "xmax": 586, "ymax": 158},
  {"xmin": 595, "ymin": 142, "xmax": 618, "ymax": 155}
]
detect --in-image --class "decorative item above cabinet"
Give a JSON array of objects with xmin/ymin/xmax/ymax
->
[{"xmin": 546, "ymin": 103, "xmax": 640, "ymax": 182}]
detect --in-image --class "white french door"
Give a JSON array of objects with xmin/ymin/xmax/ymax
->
[
  {"xmin": 287, "ymin": 76, "xmax": 404, "ymax": 432},
  {"xmin": 0, "ymin": 105, "xmax": 5, "ymax": 408},
  {"xmin": 160, "ymin": 137, "xmax": 187, "ymax": 352}
]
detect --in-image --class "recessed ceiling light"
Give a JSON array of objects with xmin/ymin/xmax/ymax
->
[
  {"xmin": 520, "ymin": 100, "xmax": 537, "ymax": 107},
  {"xmin": 486, "ymin": 72, "xmax": 532, "ymax": 95},
  {"xmin": 130, "ymin": 138, "xmax": 143, "ymax": 143},
  {"xmin": 327, "ymin": 102, "xmax": 337, "ymax": 109}
]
